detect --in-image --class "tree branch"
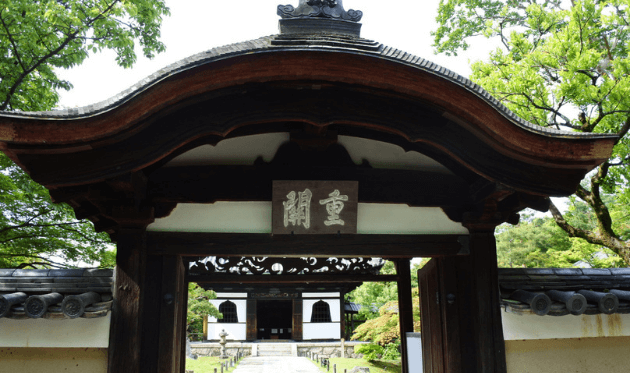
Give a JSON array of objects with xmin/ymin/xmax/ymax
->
[
  {"xmin": 0, "ymin": 220, "xmax": 83, "ymax": 236},
  {"xmin": 550, "ymin": 188, "xmax": 630, "ymax": 265},
  {"xmin": 0, "ymin": 10, "xmax": 26, "ymax": 72},
  {"xmin": 0, "ymin": 0, "xmax": 121, "ymax": 110}
]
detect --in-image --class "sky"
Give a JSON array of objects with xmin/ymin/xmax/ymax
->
[{"xmin": 56, "ymin": 0, "xmax": 495, "ymax": 108}]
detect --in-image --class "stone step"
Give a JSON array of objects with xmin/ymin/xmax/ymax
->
[{"xmin": 256, "ymin": 343, "xmax": 294, "ymax": 357}]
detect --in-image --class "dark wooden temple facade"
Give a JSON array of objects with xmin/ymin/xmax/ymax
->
[{"xmin": 0, "ymin": 1, "xmax": 617, "ymax": 372}]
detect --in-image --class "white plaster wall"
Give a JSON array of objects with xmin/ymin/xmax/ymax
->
[
  {"xmin": 148, "ymin": 202, "xmax": 271, "ymax": 233},
  {"xmin": 303, "ymin": 299, "xmax": 340, "ymax": 322},
  {"xmin": 357, "ymin": 204, "xmax": 468, "ymax": 234},
  {"xmin": 302, "ymin": 299, "xmax": 341, "ymax": 340},
  {"xmin": 216, "ymin": 293, "xmax": 247, "ymax": 298},
  {"xmin": 165, "ymin": 133, "xmax": 290, "ymax": 167},
  {"xmin": 164, "ymin": 133, "xmax": 451, "ymax": 174},
  {"xmin": 303, "ymin": 293, "xmax": 339, "ymax": 298},
  {"xmin": 338, "ymin": 135, "xmax": 451, "ymax": 173},
  {"xmin": 208, "ymin": 299, "xmax": 247, "ymax": 323},
  {"xmin": 207, "ymin": 323, "xmax": 246, "ymax": 341},
  {"xmin": 303, "ymin": 323, "xmax": 341, "ymax": 340},
  {"xmin": 502, "ymin": 311, "xmax": 630, "ymax": 340},
  {"xmin": 148, "ymin": 202, "xmax": 468, "ymax": 235},
  {"xmin": 505, "ymin": 337, "xmax": 630, "ymax": 373},
  {"xmin": 0, "ymin": 347, "xmax": 107, "ymax": 373},
  {"xmin": 0, "ymin": 315, "xmax": 110, "ymax": 348}
]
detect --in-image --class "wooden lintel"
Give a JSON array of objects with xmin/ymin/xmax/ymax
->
[
  {"xmin": 146, "ymin": 232, "xmax": 470, "ymax": 258},
  {"xmin": 147, "ymin": 165, "xmax": 471, "ymax": 207},
  {"xmin": 188, "ymin": 274, "xmax": 399, "ymax": 284}
]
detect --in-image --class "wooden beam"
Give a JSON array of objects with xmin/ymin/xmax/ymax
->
[
  {"xmin": 147, "ymin": 232, "xmax": 469, "ymax": 258},
  {"xmin": 148, "ymin": 165, "xmax": 471, "ymax": 207},
  {"xmin": 189, "ymin": 274, "xmax": 399, "ymax": 284}
]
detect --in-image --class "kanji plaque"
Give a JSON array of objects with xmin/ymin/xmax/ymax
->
[{"xmin": 272, "ymin": 180, "xmax": 358, "ymax": 234}]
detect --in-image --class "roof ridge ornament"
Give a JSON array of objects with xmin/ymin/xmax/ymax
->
[
  {"xmin": 277, "ymin": 0, "xmax": 363, "ymax": 37},
  {"xmin": 278, "ymin": 0, "xmax": 363, "ymax": 22}
]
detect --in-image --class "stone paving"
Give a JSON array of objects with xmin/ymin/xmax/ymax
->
[{"xmin": 231, "ymin": 356, "xmax": 321, "ymax": 373}]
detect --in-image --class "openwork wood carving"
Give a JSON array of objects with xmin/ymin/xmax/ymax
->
[{"xmin": 189, "ymin": 256, "xmax": 385, "ymax": 276}]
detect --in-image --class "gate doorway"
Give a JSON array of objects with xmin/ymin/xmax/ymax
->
[{"xmin": 257, "ymin": 300, "xmax": 293, "ymax": 340}]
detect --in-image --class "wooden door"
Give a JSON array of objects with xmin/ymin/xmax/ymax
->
[
  {"xmin": 246, "ymin": 299, "xmax": 257, "ymax": 341},
  {"xmin": 292, "ymin": 298, "xmax": 303, "ymax": 341},
  {"xmin": 418, "ymin": 258, "xmax": 461, "ymax": 373}
]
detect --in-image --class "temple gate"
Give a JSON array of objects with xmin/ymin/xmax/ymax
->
[{"xmin": 0, "ymin": 1, "xmax": 616, "ymax": 372}]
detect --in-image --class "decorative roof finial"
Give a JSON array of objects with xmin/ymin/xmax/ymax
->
[{"xmin": 277, "ymin": 0, "xmax": 363, "ymax": 36}]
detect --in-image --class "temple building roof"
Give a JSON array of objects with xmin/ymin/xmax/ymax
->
[
  {"xmin": 499, "ymin": 268, "xmax": 630, "ymax": 317},
  {"xmin": 0, "ymin": 1, "xmax": 618, "ymax": 237},
  {"xmin": 0, "ymin": 268, "xmax": 113, "ymax": 320},
  {"xmin": 2, "ymin": 266, "xmax": 630, "ymax": 320},
  {"xmin": 0, "ymin": 32, "xmax": 612, "ymax": 142}
]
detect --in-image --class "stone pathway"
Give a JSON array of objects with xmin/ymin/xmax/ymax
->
[{"xmin": 231, "ymin": 356, "xmax": 321, "ymax": 373}]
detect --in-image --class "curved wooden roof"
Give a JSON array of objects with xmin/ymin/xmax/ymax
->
[{"xmin": 0, "ymin": 32, "xmax": 617, "ymax": 232}]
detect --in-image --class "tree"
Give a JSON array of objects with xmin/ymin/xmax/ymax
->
[
  {"xmin": 349, "ymin": 261, "xmax": 399, "ymax": 320},
  {"xmin": 495, "ymin": 210, "xmax": 625, "ymax": 268},
  {"xmin": 0, "ymin": 0, "xmax": 170, "ymax": 268},
  {"xmin": 0, "ymin": 152, "xmax": 114, "ymax": 268},
  {"xmin": 187, "ymin": 283, "xmax": 221, "ymax": 340},
  {"xmin": 348, "ymin": 260, "xmax": 425, "ymax": 320},
  {"xmin": 433, "ymin": 0, "xmax": 630, "ymax": 264},
  {"xmin": 348, "ymin": 259, "xmax": 425, "ymax": 348},
  {"xmin": 0, "ymin": 0, "xmax": 170, "ymax": 111},
  {"xmin": 351, "ymin": 296, "xmax": 421, "ymax": 346}
]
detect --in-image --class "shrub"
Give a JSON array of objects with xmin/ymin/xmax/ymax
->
[
  {"xmin": 382, "ymin": 340, "xmax": 401, "ymax": 360},
  {"xmin": 355, "ymin": 343, "xmax": 384, "ymax": 361}
]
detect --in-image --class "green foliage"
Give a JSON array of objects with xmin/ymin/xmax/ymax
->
[
  {"xmin": 349, "ymin": 261, "xmax": 398, "ymax": 320},
  {"xmin": 348, "ymin": 260, "xmax": 425, "ymax": 321},
  {"xmin": 354, "ymin": 341, "xmax": 401, "ymax": 362},
  {"xmin": 381, "ymin": 340, "xmax": 401, "ymax": 360},
  {"xmin": 496, "ymin": 210, "xmax": 625, "ymax": 268},
  {"xmin": 187, "ymin": 283, "xmax": 221, "ymax": 338},
  {"xmin": 434, "ymin": 0, "xmax": 630, "ymax": 264},
  {"xmin": 0, "ymin": 0, "xmax": 170, "ymax": 111},
  {"xmin": 0, "ymin": 152, "xmax": 112, "ymax": 268},
  {"xmin": 348, "ymin": 260, "xmax": 423, "ymax": 346},
  {"xmin": 351, "ymin": 295, "xmax": 421, "ymax": 345},
  {"xmin": 0, "ymin": 0, "xmax": 169, "ymax": 269},
  {"xmin": 355, "ymin": 343, "xmax": 384, "ymax": 361},
  {"xmin": 352, "ymin": 301, "xmax": 401, "ymax": 345}
]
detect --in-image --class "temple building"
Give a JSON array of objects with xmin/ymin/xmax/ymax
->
[{"xmin": 196, "ymin": 256, "xmax": 385, "ymax": 341}]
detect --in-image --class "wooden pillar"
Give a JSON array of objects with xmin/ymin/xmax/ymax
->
[
  {"xmin": 246, "ymin": 299, "xmax": 257, "ymax": 341},
  {"xmin": 418, "ymin": 230, "xmax": 506, "ymax": 373},
  {"xmin": 395, "ymin": 258, "xmax": 413, "ymax": 373},
  {"xmin": 108, "ymin": 229, "xmax": 187, "ymax": 373},
  {"xmin": 157, "ymin": 255, "xmax": 187, "ymax": 373},
  {"xmin": 292, "ymin": 298, "xmax": 303, "ymax": 341},
  {"xmin": 452, "ymin": 230, "xmax": 506, "ymax": 373},
  {"xmin": 108, "ymin": 229, "xmax": 146, "ymax": 373}
]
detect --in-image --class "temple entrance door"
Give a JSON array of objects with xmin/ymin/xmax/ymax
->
[{"xmin": 256, "ymin": 300, "xmax": 293, "ymax": 340}]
